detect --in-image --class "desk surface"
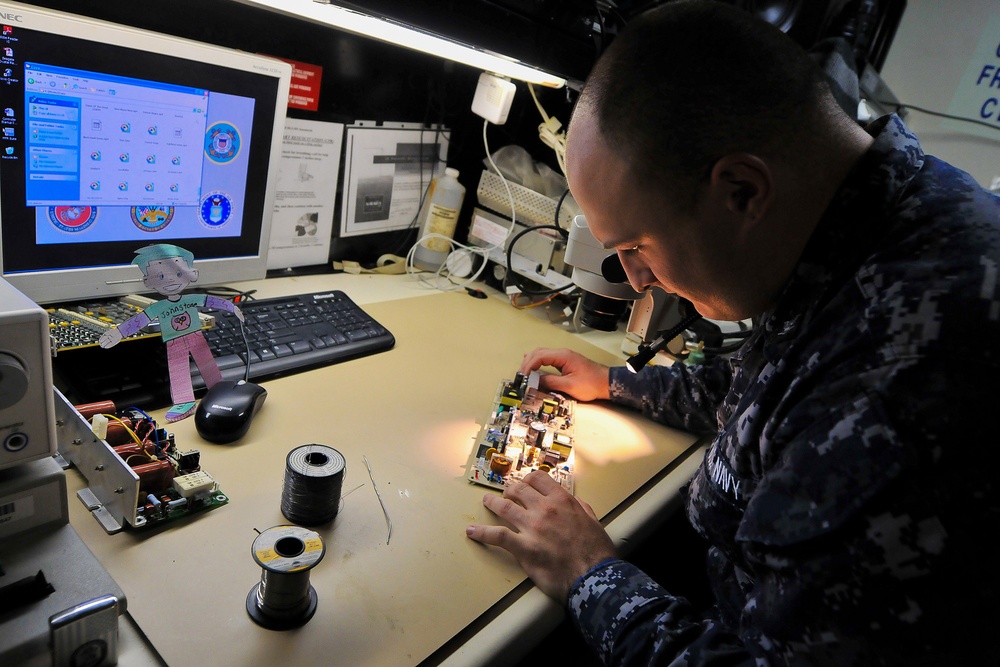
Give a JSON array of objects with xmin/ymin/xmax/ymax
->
[{"xmin": 63, "ymin": 273, "xmax": 700, "ymax": 667}]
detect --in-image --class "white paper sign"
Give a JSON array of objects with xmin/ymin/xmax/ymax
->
[
  {"xmin": 945, "ymin": 13, "xmax": 1000, "ymax": 139},
  {"xmin": 267, "ymin": 118, "xmax": 345, "ymax": 269}
]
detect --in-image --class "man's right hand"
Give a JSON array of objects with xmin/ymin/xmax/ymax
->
[{"xmin": 519, "ymin": 347, "xmax": 611, "ymax": 402}]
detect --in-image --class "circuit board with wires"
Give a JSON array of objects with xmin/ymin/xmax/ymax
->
[
  {"xmin": 466, "ymin": 371, "xmax": 576, "ymax": 494},
  {"xmin": 72, "ymin": 400, "xmax": 228, "ymax": 530}
]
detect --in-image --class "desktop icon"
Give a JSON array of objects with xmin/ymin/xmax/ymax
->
[
  {"xmin": 90, "ymin": 151, "xmax": 101, "ymax": 161},
  {"xmin": 4, "ymin": 107, "xmax": 13, "ymax": 117},
  {"xmin": 4, "ymin": 147, "xmax": 13, "ymax": 155},
  {"xmin": 118, "ymin": 182, "xmax": 128, "ymax": 191},
  {"xmin": 145, "ymin": 183, "xmax": 154, "ymax": 192},
  {"xmin": 3, "ymin": 69, "xmax": 11, "ymax": 77},
  {"xmin": 146, "ymin": 155, "xmax": 156, "ymax": 164},
  {"xmin": 200, "ymin": 192, "xmax": 233, "ymax": 227},
  {"xmin": 2, "ymin": 127, "xmax": 13, "ymax": 137},
  {"xmin": 4, "ymin": 48, "xmax": 12, "ymax": 57},
  {"xmin": 119, "ymin": 153, "xmax": 129, "ymax": 163},
  {"xmin": 147, "ymin": 125, "xmax": 158, "ymax": 135},
  {"xmin": 90, "ymin": 181, "xmax": 100, "ymax": 190},
  {"xmin": 120, "ymin": 122, "xmax": 130, "ymax": 133}
]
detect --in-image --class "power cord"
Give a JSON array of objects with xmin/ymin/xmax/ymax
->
[
  {"xmin": 877, "ymin": 100, "xmax": 1000, "ymax": 133},
  {"xmin": 404, "ymin": 119, "xmax": 517, "ymax": 293},
  {"xmin": 528, "ymin": 83, "xmax": 568, "ymax": 176}
]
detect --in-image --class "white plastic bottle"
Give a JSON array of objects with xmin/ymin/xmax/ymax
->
[{"xmin": 413, "ymin": 167, "xmax": 466, "ymax": 270}]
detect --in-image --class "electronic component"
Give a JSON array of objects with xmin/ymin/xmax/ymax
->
[
  {"xmin": 172, "ymin": 471, "xmax": 216, "ymax": 499},
  {"xmin": 466, "ymin": 372, "xmax": 575, "ymax": 493},
  {"xmin": 58, "ymin": 394, "xmax": 228, "ymax": 532},
  {"xmin": 46, "ymin": 294, "xmax": 214, "ymax": 353},
  {"xmin": 0, "ymin": 277, "xmax": 56, "ymax": 471},
  {"xmin": 0, "ymin": 456, "xmax": 126, "ymax": 666}
]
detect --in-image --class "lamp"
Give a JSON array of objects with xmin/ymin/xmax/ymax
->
[
  {"xmin": 626, "ymin": 301, "xmax": 701, "ymax": 373},
  {"xmin": 233, "ymin": 0, "xmax": 568, "ymax": 88}
]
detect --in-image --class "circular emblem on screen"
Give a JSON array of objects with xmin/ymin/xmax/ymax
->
[
  {"xmin": 131, "ymin": 206, "xmax": 175, "ymax": 232},
  {"xmin": 205, "ymin": 121, "xmax": 241, "ymax": 163},
  {"xmin": 47, "ymin": 206, "xmax": 97, "ymax": 233},
  {"xmin": 200, "ymin": 191, "xmax": 233, "ymax": 228}
]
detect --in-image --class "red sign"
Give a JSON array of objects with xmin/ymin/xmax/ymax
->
[{"xmin": 270, "ymin": 56, "xmax": 323, "ymax": 111}]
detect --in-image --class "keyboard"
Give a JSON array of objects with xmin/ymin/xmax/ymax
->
[
  {"xmin": 193, "ymin": 290, "xmax": 395, "ymax": 388},
  {"xmin": 48, "ymin": 290, "xmax": 394, "ymax": 408}
]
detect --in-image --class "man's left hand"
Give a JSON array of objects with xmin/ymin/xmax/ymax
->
[{"xmin": 466, "ymin": 470, "xmax": 618, "ymax": 602}]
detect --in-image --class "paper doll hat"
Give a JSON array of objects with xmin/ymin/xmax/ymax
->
[{"xmin": 132, "ymin": 244, "xmax": 195, "ymax": 275}]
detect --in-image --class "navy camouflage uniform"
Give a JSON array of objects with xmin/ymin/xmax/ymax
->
[{"xmin": 567, "ymin": 115, "xmax": 1000, "ymax": 665}]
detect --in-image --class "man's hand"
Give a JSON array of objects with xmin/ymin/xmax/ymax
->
[
  {"xmin": 519, "ymin": 347, "xmax": 612, "ymax": 402},
  {"xmin": 466, "ymin": 471, "xmax": 618, "ymax": 602},
  {"xmin": 98, "ymin": 328, "xmax": 123, "ymax": 349}
]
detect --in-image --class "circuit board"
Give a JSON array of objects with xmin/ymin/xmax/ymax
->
[
  {"xmin": 466, "ymin": 372, "xmax": 575, "ymax": 494},
  {"xmin": 72, "ymin": 401, "xmax": 228, "ymax": 530},
  {"xmin": 47, "ymin": 294, "xmax": 215, "ymax": 352}
]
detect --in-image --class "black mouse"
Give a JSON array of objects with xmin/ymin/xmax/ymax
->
[{"xmin": 194, "ymin": 379, "xmax": 267, "ymax": 443}]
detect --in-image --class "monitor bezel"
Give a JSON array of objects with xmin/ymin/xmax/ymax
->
[{"xmin": 0, "ymin": 1, "xmax": 291, "ymax": 304}]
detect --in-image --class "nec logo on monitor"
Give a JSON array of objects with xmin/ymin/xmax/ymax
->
[{"xmin": 0, "ymin": 13, "xmax": 23, "ymax": 22}]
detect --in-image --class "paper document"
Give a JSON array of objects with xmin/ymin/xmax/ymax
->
[
  {"xmin": 340, "ymin": 123, "xmax": 447, "ymax": 238},
  {"xmin": 267, "ymin": 118, "xmax": 344, "ymax": 269}
]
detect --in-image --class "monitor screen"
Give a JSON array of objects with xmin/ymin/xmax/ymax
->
[{"xmin": 0, "ymin": 1, "xmax": 290, "ymax": 304}]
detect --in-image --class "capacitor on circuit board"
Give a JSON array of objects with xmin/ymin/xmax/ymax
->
[
  {"xmin": 74, "ymin": 400, "xmax": 117, "ymax": 421},
  {"xmin": 131, "ymin": 458, "xmax": 173, "ymax": 493},
  {"xmin": 104, "ymin": 418, "xmax": 137, "ymax": 446},
  {"xmin": 529, "ymin": 422, "xmax": 547, "ymax": 449}
]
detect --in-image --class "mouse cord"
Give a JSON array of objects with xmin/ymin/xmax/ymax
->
[{"xmin": 238, "ymin": 319, "xmax": 251, "ymax": 383}]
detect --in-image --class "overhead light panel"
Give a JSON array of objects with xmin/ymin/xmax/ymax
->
[{"xmin": 234, "ymin": 0, "xmax": 567, "ymax": 88}]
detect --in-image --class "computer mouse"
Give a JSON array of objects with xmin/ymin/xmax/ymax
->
[{"xmin": 194, "ymin": 379, "xmax": 267, "ymax": 444}]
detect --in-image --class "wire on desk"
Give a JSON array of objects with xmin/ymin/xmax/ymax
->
[{"xmin": 364, "ymin": 455, "xmax": 391, "ymax": 546}]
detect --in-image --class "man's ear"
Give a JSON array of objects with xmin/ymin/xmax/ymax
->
[
  {"xmin": 142, "ymin": 275, "xmax": 154, "ymax": 290},
  {"xmin": 191, "ymin": 268, "xmax": 199, "ymax": 282},
  {"xmin": 708, "ymin": 153, "xmax": 773, "ymax": 223}
]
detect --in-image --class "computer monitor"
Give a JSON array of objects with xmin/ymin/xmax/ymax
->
[{"xmin": 0, "ymin": 1, "xmax": 291, "ymax": 304}]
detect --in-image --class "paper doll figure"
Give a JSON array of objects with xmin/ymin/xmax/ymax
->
[{"xmin": 99, "ymin": 244, "xmax": 244, "ymax": 422}]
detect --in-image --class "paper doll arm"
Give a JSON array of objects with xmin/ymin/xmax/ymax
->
[
  {"xmin": 205, "ymin": 295, "xmax": 245, "ymax": 323},
  {"xmin": 99, "ymin": 311, "xmax": 152, "ymax": 348}
]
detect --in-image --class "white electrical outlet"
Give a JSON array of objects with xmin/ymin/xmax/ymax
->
[{"xmin": 471, "ymin": 72, "xmax": 516, "ymax": 124}]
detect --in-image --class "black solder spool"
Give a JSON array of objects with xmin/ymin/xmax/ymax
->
[
  {"xmin": 281, "ymin": 444, "xmax": 346, "ymax": 525},
  {"xmin": 246, "ymin": 525, "xmax": 326, "ymax": 630}
]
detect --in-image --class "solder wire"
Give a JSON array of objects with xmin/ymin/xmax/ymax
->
[
  {"xmin": 255, "ymin": 567, "xmax": 313, "ymax": 617},
  {"xmin": 281, "ymin": 445, "xmax": 346, "ymax": 525},
  {"xmin": 247, "ymin": 525, "xmax": 325, "ymax": 630},
  {"xmin": 364, "ymin": 455, "xmax": 391, "ymax": 545}
]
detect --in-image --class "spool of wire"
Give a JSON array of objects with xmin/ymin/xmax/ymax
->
[
  {"xmin": 281, "ymin": 444, "xmax": 346, "ymax": 525},
  {"xmin": 246, "ymin": 525, "xmax": 326, "ymax": 630}
]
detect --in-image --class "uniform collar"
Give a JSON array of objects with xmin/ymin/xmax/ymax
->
[{"xmin": 757, "ymin": 114, "xmax": 926, "ymax": 345}]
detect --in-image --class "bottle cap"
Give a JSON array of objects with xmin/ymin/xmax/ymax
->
[{"xmin": 445, "ymin": 167, "xmax": 460, "ymax": 178}]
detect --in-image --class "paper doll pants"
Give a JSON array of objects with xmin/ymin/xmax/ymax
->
[{"xmin": 166, "ymin": 333, "xmax": 223, "ymax": 404}]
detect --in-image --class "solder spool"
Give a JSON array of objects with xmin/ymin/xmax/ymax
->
[
  {"xmin": 247, "ymin": 525, "xmax": 326, "ymax": 630},
  {"xmin": 281, "ymin": 444, "xmax": 346, "ymax": 525}
]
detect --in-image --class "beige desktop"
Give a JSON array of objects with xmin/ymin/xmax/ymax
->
[{"xmin": 56, "ymin": 272, "xmax": 703, "ymax": 666}]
